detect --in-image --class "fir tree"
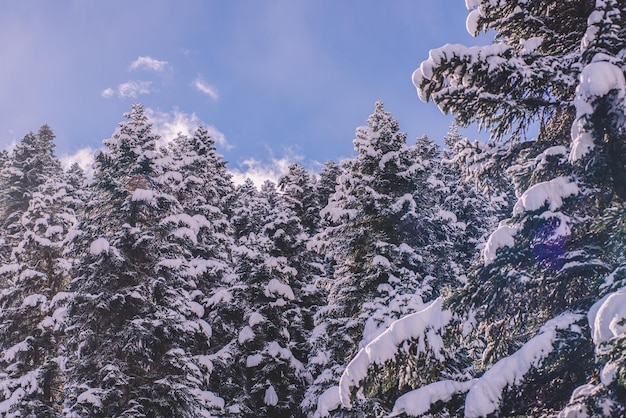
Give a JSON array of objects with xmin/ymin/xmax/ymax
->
[
  {"xmin": 159, "ymin": 126, "xmax": 236, "ymax": 310},
  {"xmin": 208, "ymin": 178, "xmax": 323, "ymax": 416},
  {"xmin": 315, "ymin": 161, "xmax": 341, "ymax": 217},
  {"xmin": 0, "ymin": 126, "xmax": 62, "ymax": 244},
  {"xmin": 364, "ymin": 1, "xmax": 626, "ymax": 416},
  {"xmin": 206, "ymin": 179, "xmax": 274, "ymax": 415},
  {"xmin": 0, "ymin": 175, "xmax": 79, "ymax": 417},
  {"xmin": 64, "ymin": 104, "xmax": 221, "ymax": 417},
  {"xmin": 278, "ymin": 163, "xmax": 321, "ymax": 235},
  {"xmin": 306, "ymin": 102, "xmax": 445, "ymax": 416},
  {"xmin": 437, "ymin": 124, "xmax": 500, "ymax": 285},
  {"xmin": 326, "ymin": 128, "xmax": 486, "ymax": 417}
]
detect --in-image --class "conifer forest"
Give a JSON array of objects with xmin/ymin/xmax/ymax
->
[{"xmin": 3, "ymin": 1, "xmax": 626, "ymax": 417}]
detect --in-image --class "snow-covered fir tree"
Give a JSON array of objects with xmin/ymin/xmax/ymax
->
[
  {"xmin": 327, "ymin": 124, "xmax": 492, "ymax": 417},
  {"xmin": 0, "ymin": 171, "xmax": 80, "ymax": 416},
  {"xmin": 0, "ymin": 126, "xmax": 63, "ymax": 249},
  {"xmin": 159, "ymin": 126, "xmax": 236, "ymax": 316},
  {"xmin": 63, "ymin": 104, "xmax": 221, "ymax": 417},
  {"xmin": 339, "ymin": 1, "xmax": 626, "ymax": 416},
  {"xmin": 205, "ymin": 178, "xmax": 274, "ymax": 415},
  {"xmin": 306, "ymin": 102, "xmax": 454, "ymax": 416},
  {"xmin": 437, "ymin": 124, "xmax": 500, "ymax": 288},
  {"xmin": 208, "ymin": 177, "xmax": 324, "ymax": 416},
  {"xmin": 278, "ymin": 163, "xmax": 321, "ymax": 235},
  {"xmin": 315, "ymin": 161, "xmax": 341, "ymax": 220}
]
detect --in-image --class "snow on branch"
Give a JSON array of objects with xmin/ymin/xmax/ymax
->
[
  {"xmin": 338, "ymin": 298, "xmax": 452, "ymax": 409},
  {"xmin": 389, "ymin": 379, "xmax": 477, "ymax": 417},
  {"xmin": 483, "ymin": 176, "xmax": 578, "ymax": 266},
  {"xmin": 483, "ymin": 222, "xmax": 519, "ymax": 265},
  {"xmin": 413, "ymin": 43, "xmax": 512, "ymax": 102},
  {"xmin": 588, "ymin": 286, "xmax": 626, "ymax": 347},
  {"xmin": 464, "ymin": 312, "xmax": 583, "ymax": 417},
  {"xmin": 513, "ymin": 177, "xmax": 579, "ymax": 216},
  {"xmin": 571, "ymin": 61, "xmax": 626, "ymax": 161},
  {"xmin": 586, "ymin": 286, "xmax": 626, "ymax": 386}
]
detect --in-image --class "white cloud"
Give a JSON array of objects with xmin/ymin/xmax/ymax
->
[
  {"xmin": 60, "ymin": 147, "xmax": 97, "ymax": 178},
  {"xmin": 193, "ymin": 77, "xmax": 219, "ymax": 100},
  {"xmin": 145, "ymin": 108, "xmax": 231, "ymax": 150},
  {"xmin": 129, "ymin": 56, "xmax": 169, "ymax": 72},
  {"xmin": 118, "ymin": 80, "xmax": 152, "ymax": 99},
  {"xmin": 229, "ymin": 150, "xmax": 303, "ymax": 187},
  {"xmin": 101, "ymin": 87, "xmax": 115, "ymax": 98},
  {"xmin": 102, "ymin": 81, "xmax": 152, "ymax": 99},
  {"xmin": 59, "ymin": 108, "xmax": 232, "ymax": 178}
]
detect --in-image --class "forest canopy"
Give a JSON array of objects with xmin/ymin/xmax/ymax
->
[{"xmin": 2, "ymin": 1, "xmax": 626, "ymax": 417}]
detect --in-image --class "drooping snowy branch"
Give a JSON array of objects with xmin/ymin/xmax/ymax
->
[
  {"xmin": 389, "ymin": 379, "xmax": 477, "ymax": 417},
  {"xmin": 571, "ymin": 61, "xmax": 626, "ymax": 161},
  {"xmin": 464, "ymin": 312, "xmax": 583, "ymax": 417},
  {"xmin": 512, "ymin": 176, "xmax": 579, "ymax": 215},
  {"xmin": 338, "ymin": 298, "xmax": 452, "ymax": 408}
]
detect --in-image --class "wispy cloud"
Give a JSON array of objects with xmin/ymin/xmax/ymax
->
[
  {"xmin": 60, "ymin": 147, "xmax": 97, "ymax": 178},
  {"xmin": 102, "ymin": 80, "xmax": 152, "ymax": 99},
  {"xmin": 145, "ymin": 107, "xmax": 231, "ymax": 150},
  {"xmin": 229, "ymin": 147, "xmax": 304, "ymax": 187},
  {"xmin": 101, "ymin": 87, "xmax": 115, "ymax": 99},
  {"xmin": 129, "ymin": 56, "xmax": 169, "ymax": 72},
  {"xmin": 229, "ymin": 158, "xmax": 292, "ymax": 187},
  {"xmin": 118, "ymin": 80, "xmax": 152, "ymax": 98},
  {"xmin": 193, "ymin": 76, "xmax": 219, "ymax": 100}
]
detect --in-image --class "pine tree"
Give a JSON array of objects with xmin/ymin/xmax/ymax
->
[
  {"xmin": 0, "ymin": 174, "xmax": 80, "ymax": 417},
  {"xmin": 0, "ymin": 126, "xmax": 62, "ymax": 245},
  {"xmin": 159, "ymin": 126, "xmax": 236, "ymax": 311},
  {"xmin": 208, "ymin": 177, "xmax": 323, "ymax": 416},
  {"xmin": 371, "ymin": 1, "xmax": 626, "ymax": 416},
  {"xmin": 205, "ymin": 179, "xmax": 274, "ymax": 415},
  {"xmin": 278, "ymin": 163, "xmax": 320, "ymax": 235},
  {"xmin": 164, "ymin": 126, "xmax": 234, "ymax": 217},
  {"xmin": 437, "ymin": 124, "xmax": 500, "ymax": 285},
  {"xmin": 315, "ymin": 161, "xmax": 341, "ymax": 218},
  {"xmin": 327, "ymin": 129, "xmax": 490, "ymax": 417},
  {"xmin": 64, "ymin": 163, "xmax": 89, "ymax": 214},
  {"xmin": 63, "ymin": 104, "xmax": 221, "ymax": 417},
  {"xmin": 305, "ymin": 102, "xmax": 447, "ymax": 416}
]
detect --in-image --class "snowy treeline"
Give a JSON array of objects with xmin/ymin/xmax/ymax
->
[
  {"xmin": 0, "ymin": 102, "xmax": 497, "ymax": 417},
  {"xmin": 3, "ymin": 1, "xmax": 626, "ymax": 417}
]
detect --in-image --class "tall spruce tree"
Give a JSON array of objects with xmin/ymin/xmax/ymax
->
[
  {"xmin": 278, "ymin": 163, "xmax": 321, "ymax": 235},
  {"xmin": 205, "ymin": 178, "xmax": 273, "ymax": 415},
  {"xmin": 0, "ymin": 172, "xmax": 80, "ymax": 416},
  {"xmin": 305, "ymin": 102, "xmax": 448, "ymax": 416},
  {"xmin": 0, "ymin": 126, "xmax": 63, "ymax": 248},
  {"xmin": 159, "ymin": 126, "xmax": 236, "ymax": 311},
  {"xmin": 437, "ymin": 124, "xmax": 500, "ymax": 286},
  {"xmin": 208, "ymin": 178, "xmax": 322, "ymax": 416},
  {"xmin": 63, "ymin": 104, "xmax": 221, "ymax": 417},
  {"xmin": 342, "ymin": 1, "xmax": 626, "ymax": 416},
  {"xmin": 315, "ymin": 161, "xmax": 341, "ymax": 218},
  {"xmin": 324, "ymin": 127, "xmax": 489, "ymax": 417}
]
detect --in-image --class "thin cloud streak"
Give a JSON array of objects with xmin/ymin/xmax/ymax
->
[
  {"xmin": 129, "ymin": 56, "xmax": 169, "ymax": 72},
  {"xmin": 229, "ymin": 157, "xmax": 293, "ymax": 188},
  {"xmin": 102, "ymin": 81, "xmax": 152, "ymax": 99},
  {"xmin": 145, "ymin": 108, "xmax": 231, "ymax": 150},
  {"xmin": 193, "ymin": 77, "xmax": 219, "ymax": 100}
]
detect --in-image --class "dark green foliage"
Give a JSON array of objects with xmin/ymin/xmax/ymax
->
[
  {"xmin": 64, "ymin": 104, "xmax": 220, "ymax": 417},
  {"xmin": 0, "ymin": 172, "xmax": 78, "ymax": 417},
  {"xmin": 304, "ymin": 102, "xmax": 461, "ymax": 415}
]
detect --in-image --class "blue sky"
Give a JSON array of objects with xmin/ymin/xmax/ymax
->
[{"xmin": 0, "ymin": 1, "xmax": 488, "ymax": 183}]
